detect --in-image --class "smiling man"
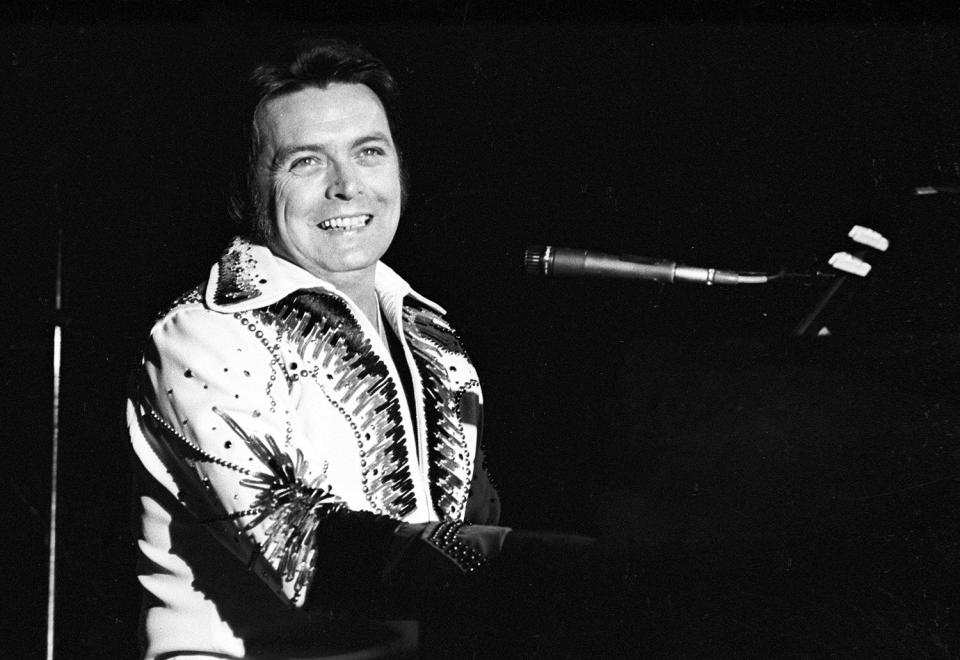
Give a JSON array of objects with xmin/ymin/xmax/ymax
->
[
  {"xmin": 127, "ymin": 39, "xmax": 514, "ymax": 659},
  {"xmin": 126, "ymin": 37, "xmax": 635, "ymax": 660}
]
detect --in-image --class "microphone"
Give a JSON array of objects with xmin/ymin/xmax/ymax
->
[{"xmin": 524, "ymin": 246, "xmax": 770, "ymax": 285}]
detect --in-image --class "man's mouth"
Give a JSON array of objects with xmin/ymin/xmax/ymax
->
[{"xmin": 318, "ymin": 214, "xmax": 372, "ymax": 231}]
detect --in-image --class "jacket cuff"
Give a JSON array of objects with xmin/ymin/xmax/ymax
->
[
  {"xmin": 422, "ymin": 521, "xmax": 512, "ymax": 573},
  {"xmin": 422, "ymin": 521, "xmax": 487, "ymax": 573}
]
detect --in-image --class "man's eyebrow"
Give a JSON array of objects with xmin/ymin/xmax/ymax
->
[{"xmin": 351, "ymin": 131, "xmax": 392, "ymax": 149}]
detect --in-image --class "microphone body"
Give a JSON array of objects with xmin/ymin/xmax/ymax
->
[{"xmin": 525, "ymin": 246, "xmax": 761, "ymax": 285}]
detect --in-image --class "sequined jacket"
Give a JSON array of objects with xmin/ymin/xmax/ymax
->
[{"xmin": 128, "ymin": 238, "xmax": 500, "ymax": 658}]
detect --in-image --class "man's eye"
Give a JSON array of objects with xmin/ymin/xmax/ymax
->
[
  {"xmin": 357, "ymin": 147, "xmax": 386, "ymax": 162},
  {"xmin": 290, "ymin": 156, "xmax": 322, "ymax": 170}
]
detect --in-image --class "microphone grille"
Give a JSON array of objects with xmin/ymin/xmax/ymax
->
[{"xmin": 524, "ymin": 245, "xmax": 548, "ymax": 275}]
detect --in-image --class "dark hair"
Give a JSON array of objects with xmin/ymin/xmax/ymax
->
[{"xmin": 229, "ymin": 37, "xmax": 406, "ymax": 243}]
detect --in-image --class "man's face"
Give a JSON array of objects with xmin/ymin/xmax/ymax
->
[{"xmin": 254, "ymin": 83, "xmax": 402, "ymax": 282}]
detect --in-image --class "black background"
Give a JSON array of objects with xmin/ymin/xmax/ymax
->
[{"xmin": 3, "ymin": 3, "xmax": 959, "ymax": 657}]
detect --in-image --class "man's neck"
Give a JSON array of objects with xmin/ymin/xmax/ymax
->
[
  {"xmin": 344, "ymin": 285, "xmax": 381, "ymax": 330},
  {"xmin": 322, "ymin": 268, "xmax": 380, "ymax": 330}
]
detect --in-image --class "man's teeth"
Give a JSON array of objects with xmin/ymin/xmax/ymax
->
[{"xmin": 319, "ymin": 215, "xmax": 371, "ymax": 230}]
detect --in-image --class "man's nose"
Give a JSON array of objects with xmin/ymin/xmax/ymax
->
[{"xmin": 326, "ymin": 161, "xmax": 360, "ymax": 200}]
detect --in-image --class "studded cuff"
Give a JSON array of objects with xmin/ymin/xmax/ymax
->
[{"xmin": 423, "ymin": 520, "xmax": 488, "ymax": 574}]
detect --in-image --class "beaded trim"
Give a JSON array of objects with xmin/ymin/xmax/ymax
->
[
  {"xmin": 404, "ymin": 302, "xmax": 476, "ymax": 521},
  {"xmin": 144, "ymin": 403, "xmax": 254, "ymax": 477},
  {"xmin": 231, "ymin": 311, "xmax": 288, "ymax": 436},
  {"xmin": 252, "ymin": 290, "xmax": 418, "ymax": 519},
  {"xmin": 214, "ymin": 238, "xmax": 266, "ymax": 305},
  {"xmin": 425, "ymin": 520, "xmax": 486, "ymax": 573}
]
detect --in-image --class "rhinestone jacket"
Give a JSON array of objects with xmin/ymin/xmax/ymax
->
[{"xmin": 128, "ymin": 237, "xmax": 499, "ymax": 658}]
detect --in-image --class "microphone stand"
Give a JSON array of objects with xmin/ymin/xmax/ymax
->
[
  {"xmin": 792, "ymin": 273, "xmax": 847, "ymax": 337},
  {"xmin": 46, "ymin": 223, "xmax": 63, "ymax": 660},
  {"xmin": 792, "ymin": 250, "xmax": 867, "ymax": 338}
]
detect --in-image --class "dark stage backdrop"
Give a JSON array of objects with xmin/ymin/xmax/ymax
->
[{"xmin": 3, "ymin": 14, "xmax": 959, "ymax": 658}]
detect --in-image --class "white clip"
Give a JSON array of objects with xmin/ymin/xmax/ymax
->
[
  {"xmin": 829, "ymin": 252, "xmax": 871, "ymax": 277},
  {"xmin": 848, "ymin": 225, "xmax": 889, "ymax": 252}
]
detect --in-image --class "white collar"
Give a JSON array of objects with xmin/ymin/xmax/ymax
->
[{"xmin": 204, "ymin": 237, "xmax": 446, "ymax": 317}]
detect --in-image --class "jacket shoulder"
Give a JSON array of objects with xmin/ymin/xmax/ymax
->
[{"xmin": 155, "ymin": 283, "xmax": 206, "ymax": 322}]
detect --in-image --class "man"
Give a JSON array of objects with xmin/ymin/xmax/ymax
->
[
  {"xmin": 128, "ymin": 38, "xmax": 518, "ymax": 659},
  {"xmin": 129, "ymin": 37, "xmax": 636, "ymax": 660}
]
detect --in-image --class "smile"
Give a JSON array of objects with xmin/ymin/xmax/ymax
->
[{"xmin": 318, "ymin": 214, "xmax": 372, "ymax": 231}]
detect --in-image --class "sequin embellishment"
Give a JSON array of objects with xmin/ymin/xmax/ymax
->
[
  {"xmin": 138, "ymin": 398, "xmax": 340, "ymax": 603},
  {"xmin": 212, "ymin": 406, "xmax": 344, "ymax": 602},
  {"xmin": 252, "ymin": 290, "xmax": 418, "ymax": 519},
  {"xmin": 404, "ymin": 301, "xmax": 476, "ymax": 521},
  {"xmin": 214, "ymin": 238, "xmax": 264, "ymax": 305}
]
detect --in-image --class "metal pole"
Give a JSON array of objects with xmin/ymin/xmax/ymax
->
[{"xmin": 46, "ymin": 225, "xmax": 63, "ymax": 660}]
